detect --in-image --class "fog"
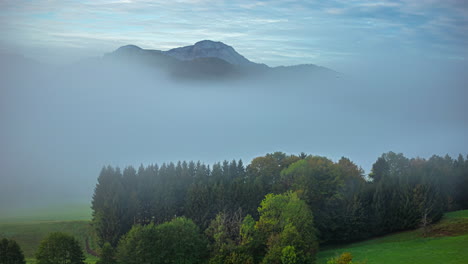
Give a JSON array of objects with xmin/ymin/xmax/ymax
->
[{"xmin": 1, "ymin": 53, "xmax": 467, "ymax": 213}]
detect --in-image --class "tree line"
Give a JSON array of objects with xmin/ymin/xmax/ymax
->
[
  {"xmin": 1, "ymin": 233, "xmax": 85, "ymax": 264},
  {"xmin": 91, "ymin": 151, "xmax": 468, "ymax": 263}
]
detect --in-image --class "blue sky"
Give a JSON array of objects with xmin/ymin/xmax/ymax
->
[{"xmin": 1, "ymin": 0, "xmax": 467, "ymax": 68}]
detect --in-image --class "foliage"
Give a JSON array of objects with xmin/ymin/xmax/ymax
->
[
  {"xmin": 116, "ymin": 217, "xmax": 208, "ymax": 264},
  {"xmin": 91, "ymin": 166, "xmax": 126, "ymax": 247},
  {"xmin": 96, "ymin": 242, "xmax": 114, "ymax": 264},
  {"xmin": 91, "ymin": 151, "xmax": 468, "ymax": 249},
  {"xmin": 326, "ymin": 252, "xmax": 368, "ymax": 264},
  {"xmin": 281, "ymin": 246, "xmax": 297, "ymax": 264},
  {"xmin": 0, "ymin": 238, "xmax": 26, "ymax": 264},
  {"xmin": 205, "ymin": 210, "xmax": 243, "ymax": 263},
  {"xmin": 247, "ymin": 152, "xmax": 300, "ymax": 194},
  {"xmin": 326, "ymin": 252, "xmax": 353, "ymax": 264},
  {"xmin": 369, "ymin": 153, "xmax": 446, "ymax": 235},
  {"xmin": 35, "ymin": 232, "xmax": 85, "ymax": 264},
  {"xmin": 224, "ymin": 251, "xmax": 254, "ymax": 264},
  {"xmin": 281, "ymin": 156, "xmax": 366, "ymax": 242},
  {"xmin": 256, "ymin": 192, "xmax": 318, "ymax": 264}
]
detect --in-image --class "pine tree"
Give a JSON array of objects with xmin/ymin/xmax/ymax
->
[
  {"xmin": 91, "ymin": 166, "xmax": 125, "ymax": 246},
  {"xmin": 0, "ymin": 238, "xmax": 26, "ymax": 264}
]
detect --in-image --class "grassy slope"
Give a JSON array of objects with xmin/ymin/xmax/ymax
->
[
  {"xmin": 0, "ymin": 204, "xmax": 97, "ymax": 264},
  {"xmin": 317, "ymin": 210, "xmax": 468, "ymax": 264}
]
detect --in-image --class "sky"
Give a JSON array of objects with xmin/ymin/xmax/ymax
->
[{"xmin": 0, "ymin": 0, "xmax": 467, "ymax": 69}]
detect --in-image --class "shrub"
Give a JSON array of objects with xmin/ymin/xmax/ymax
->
[
  {"xmin": 35, "ymin": 232, "xmax": 85, "ymax": 264},
  {"xmin": 326, "ymin": 252, "xmax": 367, "ymax": 264},
  {"xmin": 116, "ymin": 217, "xmax": 208, "ymax": 264}
]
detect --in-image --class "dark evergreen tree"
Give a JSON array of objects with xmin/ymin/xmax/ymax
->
[
  {"xmin": 0, "ymin": 238, "xmax": 26, "ymax": 264},
  {"xmin": 92, "ymin": 166, "xmax": 125, "ymax": 247}
]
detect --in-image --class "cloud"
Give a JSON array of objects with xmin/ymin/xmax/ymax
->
[
  {"xmin": 325, "ymin": 8, "xmax": 345, "ymax": 15},
  {"xmin": 0, "ymin": 0, "xmax": 466, "ymax": 66}
]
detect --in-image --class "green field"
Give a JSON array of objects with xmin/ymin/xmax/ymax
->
[
  {"xmin": 0, "ymin": 204, "xmax": 97, "ymax": 264},
  {"xmin": 0, "ymin": 203, "xmax": 92, "ymax": 222},
  {"xmin": 317, "ymin": 210, "xmax": 468, "ymax": 264}
]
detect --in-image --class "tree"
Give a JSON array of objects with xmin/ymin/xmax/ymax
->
[
  {"xmin": 35, "ymin": 232, "xmax": 85, "ymax": 264},
  {"xmin": 239, "ymin": 215, "xmax": 264, "ymax": 264},
  {"xmin": 369, "ymin": 157, "xmax": 388, "ymax": 183},
  {"xmin": 256, "ymin": 192, "xmax": 318, "ymax": 264},
  {"xmin": 155, "ymin": 217, "xmax": 208, "ymax": 264},
  {"xmin": 247, "ymin": 152, "xmax": 300, "ymax": 194},
  {"xmin": 92, "ymin": 166, "xmax": 125, "ymax": 247},
  {"xmin": 280, "ymin": 156, "xmax": 348, "ymax": 242},
  {"xmin": 96, "ymin": 242, "xmax": 115, "ymax": 264},
  {"xmin": 91, "ymin": 151, "xmax": 464, "ymax": 257},
  {"xmin": 281, "ymin": 246, "xmax": 297, "ymax": 264},
  {"xmin": 206, "ymin": 210, "xmax": 245, "ymax": 263},
  {"xmin": 0, "ymin": 238, "xmax": 26, "ymax": 264},
  {"xmin": 116, "ymin": 217, "xmax": 208, "ymax": 264},
  {"xmin": 115, "ymin": 224, "xmax": 156, "ymax": 264}
]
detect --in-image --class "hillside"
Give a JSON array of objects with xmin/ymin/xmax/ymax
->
[{"xmin": 317, "ymin": 210, "xmax": 468, "ymax": 264}]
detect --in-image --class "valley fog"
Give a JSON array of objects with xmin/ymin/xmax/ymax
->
[{"xmin": 0, "ymin": 56, "xmax": 467, "ymax": 212}]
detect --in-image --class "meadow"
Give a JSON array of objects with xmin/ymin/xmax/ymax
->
[
  {"xmin": 317, "ymin": 210, "xmax": 468, "ymax": 264},
  {"xmin": 0, "ymin": 204, "xmax": 97, "ymax": 264}
]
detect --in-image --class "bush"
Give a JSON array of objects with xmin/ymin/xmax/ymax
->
[
  {"xmin": 116, "ymin": 217, "xmax": 208, "ymax": 264},
  {"xmin": 35, "ymin": 232, "xmax": 85, "ymax": 264},
  {"xmin": 326, "ymin": 252, "xmax": 367, "ymax": 264},
  {"xmin": 96, "ymin": 242, "xmax": 115, "ymax": 264}
]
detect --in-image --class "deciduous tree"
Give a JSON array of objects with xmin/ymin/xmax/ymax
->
[{"xmin": 35, "ymin": 232, "xmax": 85, "ymax": 264}]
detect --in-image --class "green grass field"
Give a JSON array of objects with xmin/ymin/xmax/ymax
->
[
  {"xmin": 0, "ymin": 203, "xmax": 92, "ymax": 223},
  {"xmin": 0, "ymin": 204, "xmax": 97, "ymax": 264},
  {"xmin": 317, "ymin": 210, "xmax": 468, "ymax": 264}
]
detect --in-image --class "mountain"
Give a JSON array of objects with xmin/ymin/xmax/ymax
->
[
  {"xmin": 164, "ymin": 40, "xmax": 254, "ymax": 66},
  {"xmin": 102, "ymin": 40, "xmax": 337, "ymax": 80}
]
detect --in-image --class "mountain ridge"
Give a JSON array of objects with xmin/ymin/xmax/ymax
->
[
  {"xmin": 110, "ymin": 40, "xmax": 334, "ymax": 70},
  {"xmin": 163, "ymin": 40, "xmax": 255, "ymax": 66},
  {"xmin": 0, "ymin": 40, "xmax": 337, "ymax": 81},
  {"xmin": 105, "ymin": 41, "xmax": 338, "ymax": 80}
]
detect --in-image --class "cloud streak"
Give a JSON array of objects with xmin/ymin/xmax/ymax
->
[{"xmin": 0, "ymin": 0, "xmax": 466, "ymax": 67}]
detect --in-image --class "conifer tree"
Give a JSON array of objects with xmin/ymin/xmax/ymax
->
[{"xmin": 0, "ymin": 238, "xmax": 26, "ymax": 264}]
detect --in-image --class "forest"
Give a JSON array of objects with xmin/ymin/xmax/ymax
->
[{"xmin": 89, "ymin": 151, "xmax": 468, "ymax": 264}]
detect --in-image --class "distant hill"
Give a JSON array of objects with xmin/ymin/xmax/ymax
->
[
  {"xmin": 0, "ymin": 40, "xmax": 338, "ymax": 81},
  {"xmin": 104, "ymin": 40, "xmax": 337, "ymax": 80}
]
